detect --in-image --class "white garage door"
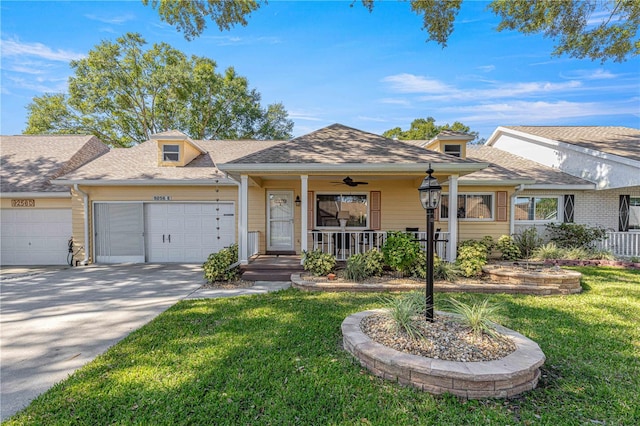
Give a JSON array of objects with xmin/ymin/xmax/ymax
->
[
  {"xmin": 0, "ymin": 209, "xmax": 72, "ymax": 265},
  {"xmin": 145, "ymin": 203, "xmax": 235, "ymax": 263}
]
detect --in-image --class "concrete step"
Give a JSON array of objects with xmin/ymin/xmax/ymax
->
[{"xmin": 241, "ymin": 270, "xmax": 296, "ymax": 282}]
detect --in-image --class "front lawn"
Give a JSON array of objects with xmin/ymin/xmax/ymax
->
[{"xmin": 6, "ymin": 267, "xmax": 639, "ymax": 425}]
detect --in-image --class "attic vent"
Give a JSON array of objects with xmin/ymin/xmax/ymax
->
[
  {"xmin": 163, "ymin": 144, "xmax": 180, "ymax": 161},
  {"xmin": 444, "ymin": 144, "xmax": 461, "ymax": 157}
]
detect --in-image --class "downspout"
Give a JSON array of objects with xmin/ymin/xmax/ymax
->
[
  {"xmin": 510, "ymin": 184, "xmax": 526, "ymax": 235},
  {"xmin": 74, "ymin": 184, "xmax": 90, "ymax": 265}
]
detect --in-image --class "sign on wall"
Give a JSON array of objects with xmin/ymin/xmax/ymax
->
[{"xmin": 11, "ymin": 199, "xmax": 36, "ymax": 207}]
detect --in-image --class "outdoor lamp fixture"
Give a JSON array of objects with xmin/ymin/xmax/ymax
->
[
  {"xmin": 418, "ymin": 164, "xmax": 442, "ymax": 322},
  {"xmin": 295, "ymin": 195, "xmax": 301, "ymax": 207}
]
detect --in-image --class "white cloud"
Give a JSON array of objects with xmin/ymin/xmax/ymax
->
[
  {"xmin": 356, "ymin": 116, "xmax": 389, "ymax": 123},
  {"xmin": 381, "ymin": 73, "xmax": 453, "ymax": 94},
  {"xmin": 84, "ymin": 13, "xmax": 135, "ymax": 25},
  {"xmin": 561, "ymin": 69, "xmax": 618, "ymax": 80},
  {"xmin": 6, "ymin": 75, "xmax": 68, "ymax": 93},
  {"xmin": 441, "ymin": 100, "xmax": 636, "ymax": 124},
  {"xmin": 1, "ymin": 38, "xmax": 85, "ymax": 62},
  {"xmin": 378, "ymin": 98, "xmax": 411, "ymax": 106},
  {"xmin": 476, "ymin": 65, "xmax": 495, "ymax": 73},
  {"xmin": 288, "ymin": 110, "xmax": 324, "ymax": 122}
]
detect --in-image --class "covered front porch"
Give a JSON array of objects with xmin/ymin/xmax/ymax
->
[{"xmin": 216, "ymin": 124, "xmax": 488, "ymax": 265}]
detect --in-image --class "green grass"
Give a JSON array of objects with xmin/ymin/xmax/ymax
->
[{"xmin": 5, "ymin": 267, "xmax": 640, "ymax": 425}]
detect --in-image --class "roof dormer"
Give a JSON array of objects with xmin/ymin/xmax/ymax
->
[
  {"xmin": 152, "ymin": 130, "xmax": 206, "ymax": 167},
  {"xmin": 424, "ymin": 130, "xmax": 475, "ymax": 159}
]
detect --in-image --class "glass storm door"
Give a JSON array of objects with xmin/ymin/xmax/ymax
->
[{"xmin": 267, "ymin": 191, "xmax": 294, "ymax": 251}]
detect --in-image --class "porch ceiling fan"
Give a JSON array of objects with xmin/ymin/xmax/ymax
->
[{"xmin": 332, "ymin": 176, "xmax": 368, "ymax": 187}]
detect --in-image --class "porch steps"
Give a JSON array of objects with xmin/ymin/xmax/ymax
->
[{"xmin": 240, "ymin": 255, "xmax": 304, "ymax": 282}]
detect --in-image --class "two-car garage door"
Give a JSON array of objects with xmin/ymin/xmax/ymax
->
[{"xmin": 94, "ymin": 203, "xmax": 235, "ymax": 263}]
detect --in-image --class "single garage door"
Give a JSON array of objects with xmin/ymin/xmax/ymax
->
[
  {"xmin": 0, "ymin": 208, "xmax": 72, "ymax": 265},
  {"xmin": 145, "ymin": 203, "xmax": 235, "ymax": 263}
]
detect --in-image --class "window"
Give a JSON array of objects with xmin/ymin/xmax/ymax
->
[
  {"xmin": 162, "ymin": 144, "xmax": 180, "ymax": 161},
  {"xmin": 515, "ymin": 196, "xmax": 560, "ymax": 222},
  {"xmin": 440, "ymin": 193, "xmax": 493, "ymax": 220},
  {"xmin": 443, "ymin": 144, "xmax": 462, "ymax": 157},
  {"xmin": 630, "ymin": 196, "xmax": 640, "ymax": 230},
  {"xmin": 316, "ymin": 194, "xmax": 367, "ymax": 228}
]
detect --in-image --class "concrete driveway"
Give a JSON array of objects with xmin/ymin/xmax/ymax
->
[{"xmin": 0, "ymin": 264, "xmax": 206, "ymax": 421}]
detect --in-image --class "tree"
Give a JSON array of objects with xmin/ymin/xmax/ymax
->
[
  {"xmin": 145, "ymin": 0, "xmax": 639, "ymax": 62},
  {"xmin": 382, "ymin": 117, "xmax": 478, "ymax": 141},
  {"xmin": 24, "ymin": 33, "xmax": 293, "ymax": 147}
]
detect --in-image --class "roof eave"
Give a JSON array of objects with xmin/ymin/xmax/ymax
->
[
  {"xmin": 0, "ymin": 191, "xmax": 71, "ymax": 198},
  {"xmin": 51, "ymin": 178, "xmax": 238, "ymax": 186},
  {"xmin": 448, "ymin": 179, "xmax": 535, "ymax": 186},
  {"xmin": 217, "ymin": 162, "xmax": 489, "ymax": 175},
  {"xmin": 525, "ymin": 184, "xmax": 596, "ymax": 190}
]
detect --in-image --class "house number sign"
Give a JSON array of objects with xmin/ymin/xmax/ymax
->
[
  {"xmin": 153, "ymin": 196, "xmax": 172, "ymax": 201},
  {"xmin": 11, "ymin": 199, "xmax": 35, "ymax": 207}
]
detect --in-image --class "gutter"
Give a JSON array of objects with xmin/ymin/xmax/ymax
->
[
  {"xmin": 73, "ymin": 184, "xmax": 90, "ymax": 266},
  {"xmin": 0, "ymin": 192, "xmax": 71, "ymax": 198},
  {"xmin": 52, "ymin": 178, "xmax": 237, "ymax": 186},
  {"xmin": 510, "ymin": 184, "xmax": 526, "ymax": 235}
]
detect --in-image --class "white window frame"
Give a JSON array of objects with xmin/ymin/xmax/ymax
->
[
  {"xmin": 514, "ymin": 195, "xmax": 563, "ymax": 224},
  {"xmin": 440, "ymin": 193, "xmax": 494, "ymax": 222},
  {"xmin": 315, "ymin": 192, "xmax": 369, "ymax": 229},
  {"xmin": 629, "ymin": 196, "xmax": 640, "ymax": 231},
  {"xmin": 162, "ymin": 144, "xmax": 180, "ymax": 162}
]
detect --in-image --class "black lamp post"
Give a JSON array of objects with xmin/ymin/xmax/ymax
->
[{"xmin": 418, "ymin": 165, "xmax": 442, "ymax": 322}]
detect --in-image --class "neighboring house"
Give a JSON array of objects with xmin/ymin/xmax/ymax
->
[
  {"xmin": 0, "ymin": 135, "xmax": 109, "ymax": 265},
  {"xmin": 486, "ymin": 126, "xmax": 640, "ymax": 256}
]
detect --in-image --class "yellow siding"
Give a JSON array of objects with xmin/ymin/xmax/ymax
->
[
  {"xmin": 0, "ymin": 197, "xmax": 71, "ymax": 209},
  {"xmin": 156, "ymin": 140, "xmax": 201, "ymax": 167},
  {"xmin": 70, "ymin": 189, "xmax": 89, "ymax": 262},
  {"xmin": 183, "ymin": 142, "xmax": 201, "ymax": 165}
]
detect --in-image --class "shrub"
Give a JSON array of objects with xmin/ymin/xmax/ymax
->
[
  {"xmin": 382, "ymin": 231, "xmax": 422, "ymax": 276},
  {"xmin": 410, "ymin": 252, "xmax": 459, "ymax": 282},
  {"xmin": 545, "ymin": 223, "xmax": 607, "ymax": 249},
  {"xmin": 456, "ymin": 240, "xmax": 490, "ymax": 277},
  {"xmin": 589, "ymin": 249, "xmax": 615, "ymax": 260},
  {"xmin": 496, "ymin": 235, "xmax": 521, "ymax": 260},
  {"xmin": 203, "ymin": 244, "xmax": 239, "ymax": 283},
  {"xmin": 446, "ymin": 297, "xmax": 501, "ymax": 340},
  {"xmin": 302, "ymin": 249, "xmax": 336, "ymax": 276},
  {"xmin": 531, "ymin": 242, "xmax": 565, "ymax": 260},
  {"xmin": 344, "ymin": 249, "xmax": 384, "ymax": 281},
  {"xmin": 380, "ymin": 291, "xmax": 424, "ymax": 340},
  {"xmin": 564, "ymin": 247, "xmax": 591, "ymax": 260},
  {"xmin": 513, "ymin": 227, "xmax": 543, "ymax": 259}
]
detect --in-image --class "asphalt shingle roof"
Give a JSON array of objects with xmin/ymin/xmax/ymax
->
[
  {"xmin": 465, "ymin": 145, "xmax": 593, "ymax": 186},
  {"xmin": 226, "ymin": 124, "xmax": 477, "ymax": 165},
  {"xmin": 0, "ymin": 135, "xmax": 109, "ymax": 193},
  {"xmin": 504, "ymin": 126, "xmax": 640, "ymax": 162},
  {"xmin": 59, "ymin": 138, "xmax": 282, "ymax": 181}
]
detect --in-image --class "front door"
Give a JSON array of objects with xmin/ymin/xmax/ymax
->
[{"xmin": 267, "ymin": 190, "xmax": 295, "ymax": 252}]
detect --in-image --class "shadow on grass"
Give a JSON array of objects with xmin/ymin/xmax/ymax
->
[{"xmin": 7, "ymin": 268, "xmax": 640, "ymax": 425}]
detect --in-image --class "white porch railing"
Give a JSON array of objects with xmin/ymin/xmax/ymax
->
[
  {"xmin": 247, "ymin": 231, "xmax": 260, "ymax": 258},
  {"xmin": 597, "ymin": 232, "xmax": 640, "ymax": 257},
  {"xmin": 308, "ymin": 230, "xmax": 450, "ymax": 262}
]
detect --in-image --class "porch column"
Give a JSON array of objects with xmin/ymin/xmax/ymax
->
[
  {"xmin": 239, "ymin": 174, "xmax": 249, "ymax": 265},
  {"xmin": 300, "ymin": 175, "xmax": 308, "ymax": 259},
  {"xmin": 447, "ymin": 174, "xmax": 459, "ymax": 262}
]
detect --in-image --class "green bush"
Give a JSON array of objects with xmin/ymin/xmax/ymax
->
[
  {"xmin": 344, "ymin": 249, "xmax": 384, "ymax": 282},
  {"xmin": 302, "ymin": 249, "xmax": 336, "ymax": 276},
  {"xmin": 382, "ymin": 231, "xmax": 422, "ymax": 276},
  {"xmin": 456, "ymin": 240, "xmax": 490, "ymax": 277},
  {"xmin": 513, "ymin": 227, "xmax": 543, "ymax": 259},
  {"xmin": 203, "ymin": 244, "xmax": 239, "ymax": 283},
  {"xmin": 496, "ymin": 235, "xmax": 521, "ymax": 260},
  {"xmin": 410, "ymin": 252, "xmax": 459, "ymax": 282},
  {"xmin": 545, "ymin": 223, "xmax": 607, "ymax": 249},
  {"xmin": 531, "ymin": 242, "xmax": 565, "ymax": 260}
]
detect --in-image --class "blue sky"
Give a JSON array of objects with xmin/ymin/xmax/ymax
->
[{"xmin": 1, "ymin": 0, "xmax": 639, "ymax": 141}]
